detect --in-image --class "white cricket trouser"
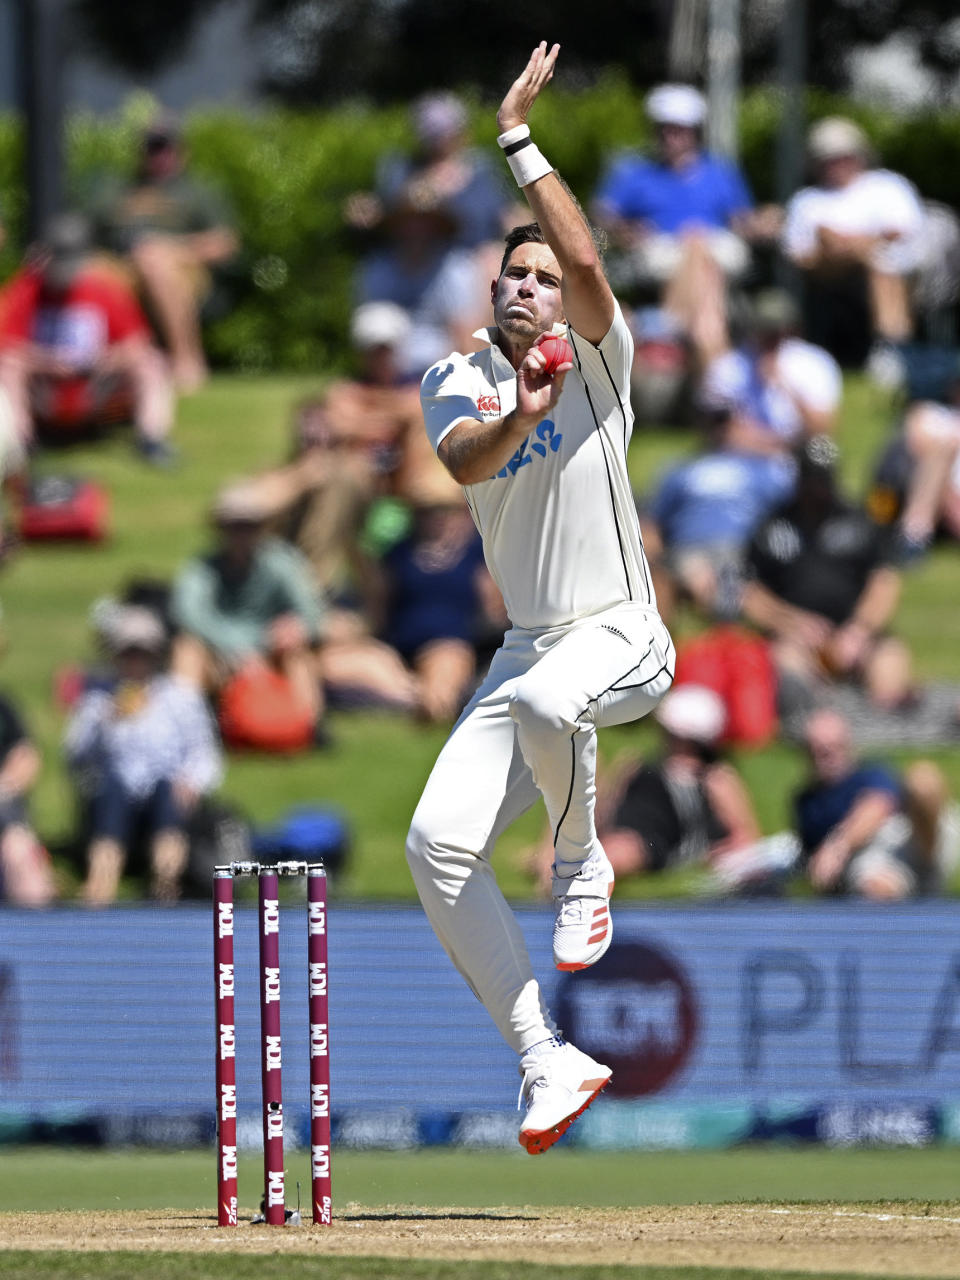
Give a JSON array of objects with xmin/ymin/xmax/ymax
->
[{"xmin": 406, "ymin": 601, "xmax": 675, "ymax": 1054}]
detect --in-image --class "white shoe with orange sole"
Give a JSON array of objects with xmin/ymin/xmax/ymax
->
[
  {"xmin": 518, "ymin": 1040, "xmax": 612, "ymax": 1155},
  {"xmin": 552, "ymin": 848, "xmax": 614, "ymax": 971}
]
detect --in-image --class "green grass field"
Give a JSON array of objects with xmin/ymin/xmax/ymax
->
[
  {"xmin": 2, "ymin": 1146, "xmax": 960, "ymax": 1211},
  {"xmin": 1, "ymin": 1148, "xmax": 958, "ymax": 1279},
  {"xmin": 4, "ymin": 369, "xmax": 959, "ymax": 900}
]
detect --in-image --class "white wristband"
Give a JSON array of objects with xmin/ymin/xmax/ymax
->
[
  {"xmin": 496, "ymin": 124, "xmax": 530, "ymax": 149},
  {"xmin": 497, "ymin": 123, "xmax": 553, "ymax": 187},
  {"xmin": 505, "ymin": 145, "xmax": 553, "ymax": 189}
]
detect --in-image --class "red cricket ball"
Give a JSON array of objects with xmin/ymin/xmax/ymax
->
[{"xmin": 535, "ymin": 333, "xmax": 573, "ymax": 377}]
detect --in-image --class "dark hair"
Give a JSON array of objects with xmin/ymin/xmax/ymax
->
[
  {"xmin": 498, "ymin": 180, "xmax": 607, "ymax": 276},
  {"xmin": 499, "ymin": 222, "xmax": 545, "ymax": 276}
]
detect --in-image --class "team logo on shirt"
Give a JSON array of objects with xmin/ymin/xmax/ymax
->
[{"xmin": 494, "ymin": 419, "xmax": 563, "ymax": 479}]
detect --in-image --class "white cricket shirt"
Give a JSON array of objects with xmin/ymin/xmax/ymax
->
[
  {"xmin": 783, "ymin": 168, "xmax": 927, "ymax": 274},
  {"xmin": 420, "ymin": 304, "xmax": 655, "ymax": 630}
]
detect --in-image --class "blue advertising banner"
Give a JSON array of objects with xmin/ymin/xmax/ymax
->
[{"xmin": 1, "ymin": 901, "xmax": 958, "ymax": 1148}]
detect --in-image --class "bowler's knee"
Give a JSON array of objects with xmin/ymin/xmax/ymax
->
[
  {"xmin": 405, "ymin": 810, "xmax": 453, "ymax": 876},
  {"xmin": 405, "ymin": 813, "xmax": 480, "ymax": 903},
  {"xmin": 509, "ymin": 676, "xmax": 576, "ymax": 737}
]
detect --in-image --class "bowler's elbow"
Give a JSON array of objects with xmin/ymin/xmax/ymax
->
[{"xmin": 437, "ymin": 426, "xmax": 479, "ymax": 486}]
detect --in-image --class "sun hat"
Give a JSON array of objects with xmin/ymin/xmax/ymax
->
[
  {"xmin": 108, "ymin": 605, "xmax": 166, "ymax": 654},
  {"xmin": 646, "ymin": 84, "xmax": 707, "ymax": 128},
  {"xmin": 212, "ymin": 481, "xmax": 271, "ymax": 526},
  {"xmin": 807, "ymin": 117, "xmax": 871, "ymax": 163},
  {"xmin": 654, "ymin": 684, "xmax": 727, "ymax": 744},
  {"xmin": 350, "ymin": 302, "xmax": 412, "ymax": 352},
  {"xmin": 414, "ymin": 93, "xmax": 467, "ymax": 145}
]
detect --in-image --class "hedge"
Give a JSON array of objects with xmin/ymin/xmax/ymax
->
[{"xmin": 2, "ymin": 80, "xmax": 959, "ymax": 371}]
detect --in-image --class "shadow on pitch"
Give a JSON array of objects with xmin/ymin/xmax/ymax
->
[{"xmin": 343, "ymin": 1211, "xmax": 536, "ymax": 1222}]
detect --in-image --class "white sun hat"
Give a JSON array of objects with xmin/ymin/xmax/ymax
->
[
  {"xmin": 654, "ymin": 683, "xmax": 727, "ymax": 744},
  {"xmin": 807, "ymin": 117, "xmax": 871, "ymax": 163},
  {"xmin": 646, "ymin": 84, "xmax": 707, "ymax": 128},
  {"xmin": 349, "ymin": 302, "xmax": 412, "ymax": 352}
]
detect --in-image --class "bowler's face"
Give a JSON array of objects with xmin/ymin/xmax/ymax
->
[{"xmin": 492, "ymin": 243, "xmax": 565, "ymax": 342}]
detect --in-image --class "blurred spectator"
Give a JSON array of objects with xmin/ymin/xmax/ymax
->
[
  {"xmin": 642, "ymin": 413, "xmax": 796, "ymax": 620},
  {"xmin": 0, "ymin": 688, "xmax": 55, "ymax": 906},
  {"xmin": 870, "ymin": 394, "xmax": 960, "ymax": 561},
  {"xmin": 240, "ymin": 302, "xmax": 439, "ymax": 609},
  {"xmin": 796, "ymin": 707, "xmax": 958, "ymax": 898},
  {"xmin": 86, "ymin": 114, "xmax": 238, "ymax": 392},
  {"xmin": 699, "ymin": 288, "xmax": 842, "ymax": 454},
  {"xmin": 741, "ymin": 436, "xmax": 912, "ymax": 712},
  {"xmin": 782, "ymin": 117, "xmax": 926, "ymax": 368},
  {"xmin": 356, "ymin": 180, "xmax": 487, "ymax": 380},
  {"xmin": 593, "ymin": 84, "xmax": 777, "ymax": 366},
  {"xmin": 170, "ymin": 482, "xmax": 326, "ymax": 734},
  {"xmin": 0, "ymin": 214, "xmax": 175, "ymax": 465},
  {"xmin": 596, "ymin": 684, "xmax": 759, "ymax": 879},
  {"xmin": 65, "ymin": 606, "xmax": 221, "ymax": 904},
  {"xmin": 533, "ymin": 685, "xmax": 793, "ymax": 892},
  {"xmin": 322, "ymin": 469, "xmax": 506, "ymax": 723},
  {"xmin": 345, "ymin": 92, "xmax": 515, "ymax": 256}
]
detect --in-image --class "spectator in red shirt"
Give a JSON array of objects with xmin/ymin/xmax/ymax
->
[{"xmin": 0, "ymin": 214, "xmax": 175, "ymax": 465}]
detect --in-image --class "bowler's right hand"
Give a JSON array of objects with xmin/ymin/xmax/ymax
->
[{"xmin": 516, "ymin": 341, "xmax": 572, "ymax": 418}]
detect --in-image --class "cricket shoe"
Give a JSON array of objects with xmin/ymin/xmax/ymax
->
[
  {"xmin": 518, "ymin": 1039, "xmax": 612, "ymax": 1155},
  {"xmin": 552, "ymin": 846, "xmax": 614, "ymax": 971}
]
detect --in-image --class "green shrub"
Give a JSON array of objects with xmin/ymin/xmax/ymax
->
[{"xmin": 0, "ymin": 85, "xmax": 958, "ymax": 369}]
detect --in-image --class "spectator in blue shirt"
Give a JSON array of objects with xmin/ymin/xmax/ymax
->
[
  {"xmin": 593, "ymin": 84, "xmax": 780, "ymax": 367},
  {"xmin": 643, "ymin": 414, "xmax": 796, "ymax": 619},
  {"xmin": 795, "ymin": 708, "xmax": 956, "ymax": 898}
]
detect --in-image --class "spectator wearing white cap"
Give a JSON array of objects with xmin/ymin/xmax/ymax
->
[
  {"xmin": 782, "ymin": 117, "xmax": 927, "ymax": 363},
  {"xmin": 533, "ymin": 683, "xmax": 762, "ymax": 889},
  {"xmin": 65, "ymin": 604, "xmax": 221, "ymax": 904},
  {"xmin": 592, "ymin": 83, "xmax": 778, "ymax": 367}
]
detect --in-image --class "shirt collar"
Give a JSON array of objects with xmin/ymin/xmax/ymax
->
[{"xmin": 471, "ymin": 321, "xmax": 569, "ymax": 351}]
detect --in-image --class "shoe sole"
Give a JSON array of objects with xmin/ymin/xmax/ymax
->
[
  {"xmin": 518, "ymin": 1073, "xmax": 612, "ymax": 1155},
  {"xmin": 554, "ymin": 879, "xmax": 614, "ymax": 972}
]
